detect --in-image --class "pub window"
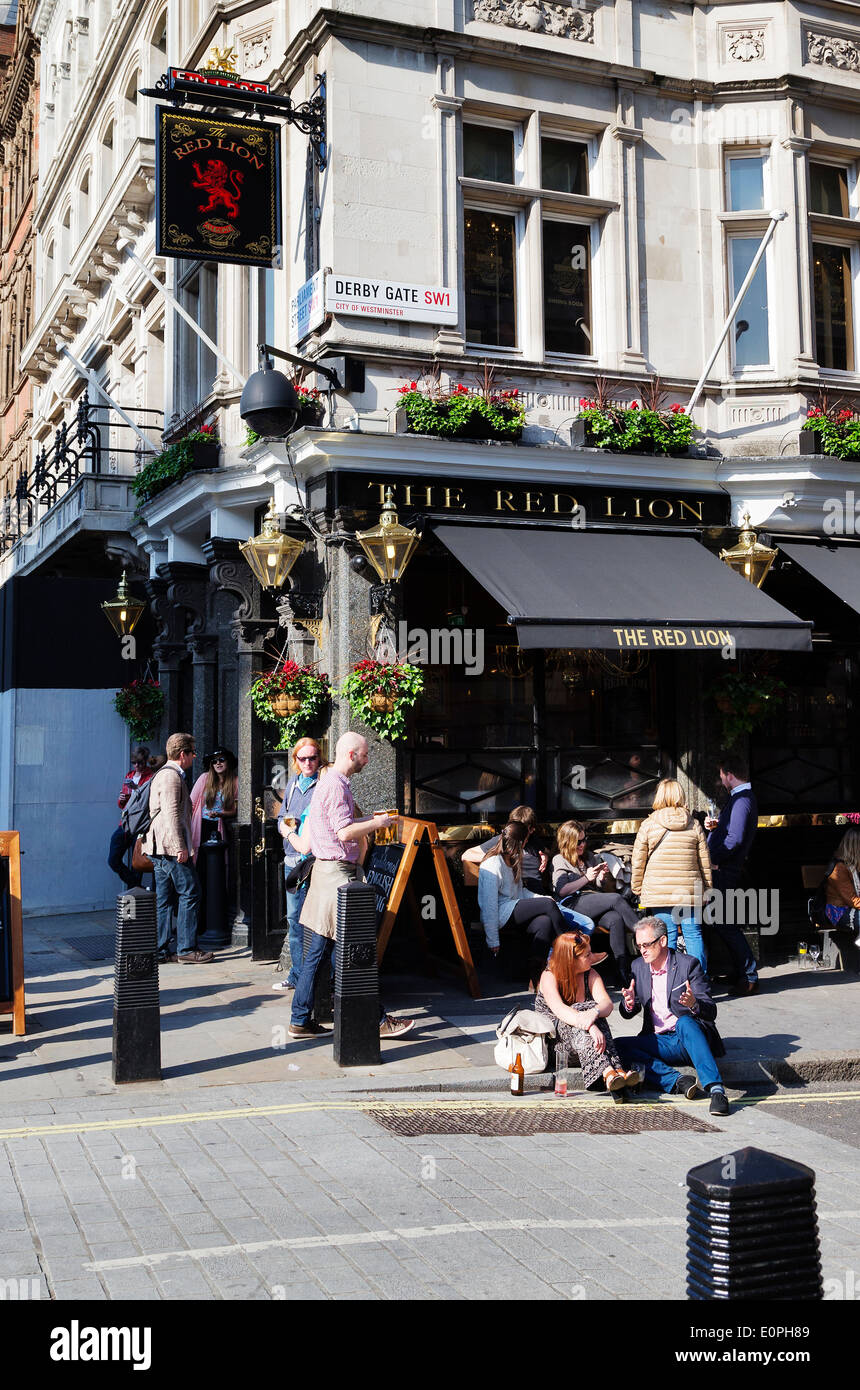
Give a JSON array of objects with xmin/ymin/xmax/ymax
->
[
  {"xmin": 464, "ymin": 208, "xmax": 518, "ymax": 347},
  {"xmin": 813, "ymin": 242, "xmax": 855, "ymax": 372},
  {"xmin": 810, "ymin": 162, "xmax": 851, "ymax": 218},
  {"xmin": 463, "ymin": 124, "xmax": 516, "ymax": 183},
  {"xmin": 175, "ymin": 259, "xmax": 218, "ymax": 414},
  {"xmin": 728, "ymin": 234, "xmax": 770, "ymax": 368},
  {"xmin": 543, "ymin": 218, "xmax": 592, "ymax": 355},
  {"xmin": 726, "ymin": 153, "xmax": 765, "ymax": 211},
  {"xmin": 542, "ymin": 137, "xmax": 589, "ymax": 195}
]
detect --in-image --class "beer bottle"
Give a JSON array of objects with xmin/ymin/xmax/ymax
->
[{"xmin": 510, "ymin": 1051, "xmax": 525, "ymax": 1097}]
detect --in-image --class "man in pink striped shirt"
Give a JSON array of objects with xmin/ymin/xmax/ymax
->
[{"xmin": 289, "ymin": 732, "xmax": 415, "ymax": 1042}]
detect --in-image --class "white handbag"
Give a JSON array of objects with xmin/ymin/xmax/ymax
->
[{"xmin": 493, "ymin": 1008, "xmax": 556, "ymax": 1074}]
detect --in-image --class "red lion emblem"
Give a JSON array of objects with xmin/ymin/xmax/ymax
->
[{"xmin": 191, "ymin": 160, "xmax": 244, "ymax": 219}]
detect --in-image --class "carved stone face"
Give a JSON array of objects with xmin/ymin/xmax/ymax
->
[{"xmin": 521, "ymin": 2, "xmax": 543, "ymax": 30}]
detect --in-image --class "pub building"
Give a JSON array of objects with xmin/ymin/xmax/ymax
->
[{"xmin": 222, "ymin": 428, "xmax": 857, "ymax": 960}]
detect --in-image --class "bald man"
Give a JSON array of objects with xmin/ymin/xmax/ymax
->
[{"xmin": 289, "ymin": 732, "xmax": 414, "ymax": 1041}]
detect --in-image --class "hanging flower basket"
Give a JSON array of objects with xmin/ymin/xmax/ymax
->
[
  {"xmin": 113, "ymin": 679, "xmax": 165, "ymax": 742},
  {"xmin": 334, "ymin": 660, "xmax": 424, "ymax": 742},
  {"xmin": 709, "ymin": 671, "xmax": 786, "ymax": 746},
  {"xmin": 249, "ymin": 662, "xmax": 330, "ymax": 749}
]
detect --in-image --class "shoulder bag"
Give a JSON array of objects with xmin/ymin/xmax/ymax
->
[{"xmin": 493, "ymin": 1007, "xmax": 556, "ymax": 1074}]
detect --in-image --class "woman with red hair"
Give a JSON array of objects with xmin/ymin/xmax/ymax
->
[{"xmin": 535, "ymin": 932, "xmax": 640, "ymax": 1092}]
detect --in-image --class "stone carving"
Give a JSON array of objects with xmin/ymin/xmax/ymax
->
[
  {"xmin": 806, "ymin": 30, "xmax": 860, "ymax": 72},
  {"xmin": 472, "ymin": 0, "xmax": 595, "ymax": 42},
  {"xmin": 241, "ymin": 30, "xmax": 272, "ymax": 71},
  {"xmin": 726, "ymin": 29, "xmax": 766, "ymax": 62}
]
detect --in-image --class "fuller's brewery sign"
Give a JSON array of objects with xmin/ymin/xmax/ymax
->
[{"xmin": 155, "ymin": 108, "xmax": 282, "ymax": 268}]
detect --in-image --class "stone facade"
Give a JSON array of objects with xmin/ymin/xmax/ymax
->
[{"xmin": 0, "ymin": 0, "xmax": 38, "ymax": 523}]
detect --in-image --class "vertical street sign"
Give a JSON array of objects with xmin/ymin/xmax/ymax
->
[{"xmin": 155, "ymin": 108, "xmax": 282, "ymax": 267}]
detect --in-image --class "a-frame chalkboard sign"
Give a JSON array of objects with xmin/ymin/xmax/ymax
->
[
  {"xmin": 364, "ymin": 818, "xmax": 480, "ymax": 999},
  {"xmin": 0, "ymin": 832, "xmax": 25, "ymax": 1035}
]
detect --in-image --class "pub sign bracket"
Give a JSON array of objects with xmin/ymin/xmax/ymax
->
[{"xmin": 141, "ymin": 67, "xmax": 327, "ymax": 171}]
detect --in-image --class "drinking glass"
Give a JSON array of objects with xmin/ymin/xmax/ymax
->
[{"xmin": 809, "ymin": 944, "xmax": 821, "ymax": 967}]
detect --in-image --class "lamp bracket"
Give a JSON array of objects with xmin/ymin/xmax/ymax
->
[
  {"xmin": 259, "ymin": 342, "xmax": 339, "ymax": 389},
  {"xmin": 369, "ymin": 581, "xmax": 398, "ymax": 623}
]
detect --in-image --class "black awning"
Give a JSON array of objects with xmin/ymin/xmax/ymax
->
[
  {"xmin": 780, "ymin": 543, "xmax": 860, "ymax": 619},
  {"xmin": 435, "ymin": 526, "xmax": 813, "ymax": 652}
]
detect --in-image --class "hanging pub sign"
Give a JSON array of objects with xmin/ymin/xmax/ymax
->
[{"xmin": 155, "ymin": 107, "xmax": 282, "ymax": 268}]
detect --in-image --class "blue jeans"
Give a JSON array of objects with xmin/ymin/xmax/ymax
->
[
  {"xmin": 618, "ymin": 1015, "xmax": 722, "ymax": 1093},
  {"xmin": 653, "ymin": 910, "xmax": 708, "ymax": 977},
  {"xmin": 291, "ymin": 929, "xmax": 334, "ymax": 1026},
  {"xmin": 152, "ymin": 856, "xmax": 201, "ymax": 957},
  {"xmin": 279, "ymin": 878, "xmax": 309, "ymax": 985}
]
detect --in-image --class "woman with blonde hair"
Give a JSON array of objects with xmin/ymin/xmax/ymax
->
[
  {"xmin": 824, "ymin": 829, "xmax": 860, "ymax": 945},
  {"xmin": 552, "ymin": 820, "xmax": 640, "ymax": 985},
  {"xmin": 630, "ymin": 779, "xmax": 712, "ymax": 975},
  {"xmin": 273, "ymin": 737, "xmax": 328, "ymax": 990},
  {"xmin": 534, "ymin": 932, "xmax": 640, "ymax": 1092}
]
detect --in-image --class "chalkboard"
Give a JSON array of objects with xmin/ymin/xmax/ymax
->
[
  {"xmin": 367, "ymin": 818, "xmax": 480, "ymax": 999},
  {"xmin": 364, "ymin": 841, "xmax": 406, "ymax": 924}
]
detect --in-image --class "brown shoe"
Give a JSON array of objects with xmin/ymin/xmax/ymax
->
[
  {"xmin": 178, "ymin": 950, "xmax": 215, "ymax": 964},
  {"xmin": 602, "ymin": 1067, "xmax": 627, "ymax": 1093}
]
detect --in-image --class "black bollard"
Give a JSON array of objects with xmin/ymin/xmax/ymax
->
[
  {"xmin": 112, "ymin": 888, "xmax": 161, "ymax": 1084},
  {"xmin": 333, "ymin": 880, "xmax": 381, "ymax": 1067},
  {"xmin": 197, "ymin": 833, "xmax": 230, "ymax": 949},
  {"xmin": 686, "ymin": 1146, "xmax": 823, "ymax": 1300},
  {"xmin": 303, "ymin": 922, "xmax": 333, "ymax": 1026}
]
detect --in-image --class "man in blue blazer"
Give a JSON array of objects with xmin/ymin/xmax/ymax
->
[
  {"xmin": 617, "ymin": 917, "xmax": 729, "ymax": 1116},
  {"xmin": 705, "ymin": 760, "xmax": 759, "ymax": 996}
]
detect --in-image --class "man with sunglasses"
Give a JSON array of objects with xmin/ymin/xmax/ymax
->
[
  {"xmin": 108, "ymin": 746, "xmax": 152, "ymax": 889},
  {"xmin": 617, "ymin": 917, "xmax": 729, "ymax": 1116},
  {"xmin": 273, "ymin": 739, "xmax": 324, "ymax": 991}
]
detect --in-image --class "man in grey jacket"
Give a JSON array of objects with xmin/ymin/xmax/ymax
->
[{"xmin": 142, "ymin": 731, "xmax": 213, "ymax": 964}]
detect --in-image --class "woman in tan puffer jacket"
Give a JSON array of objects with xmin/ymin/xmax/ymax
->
[{"xmin": 631, "ymin": 779, "xmax": 713, "ymax": 974}]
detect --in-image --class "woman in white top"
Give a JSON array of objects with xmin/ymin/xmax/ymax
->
[{"xmin": 478, "ymin": 822, "xmax": 592, "ymax": 982}]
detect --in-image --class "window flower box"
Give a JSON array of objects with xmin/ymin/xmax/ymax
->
[
  {"xmin": 132, "ymin": 425, "xmax": 220, "ymax": 506},
  {"xmin": 395, "ymin": 371, "xmax": 524, "ymax": 443}
]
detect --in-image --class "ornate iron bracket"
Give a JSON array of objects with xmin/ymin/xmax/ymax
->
[{"xmin": 140, "ymin": 71, "xmax": 327, "ymax": 170}]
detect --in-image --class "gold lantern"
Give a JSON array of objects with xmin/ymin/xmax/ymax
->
[
  {"xmin": 239, "ymin": 498, "xmax": 304, "ymax": 590},
  {"xmin": 101, "ymin": 571, "xmax": 146, "ymax": 636},
  {"xmin": 355, "ymin": 487, "xmax": 420, "ymax": 582},
  {"xmin": 719, "ymin": 511, "xmax": 777, "ymax": 588}
]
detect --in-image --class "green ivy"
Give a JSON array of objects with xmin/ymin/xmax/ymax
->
[
  {"xmin": 578, "ymin": 402, "xmax": 694, "ymax": 455},
  {"xmin": 334, "ymin": 660, "xmax": 424, "ymax": 742},
  {"xmin": 132, "ymin": 430, "xmax": 219, "ymax": 506},
  {"xmin": 399, "ymin": 389, "xmax": 524, "ymax": 441}
]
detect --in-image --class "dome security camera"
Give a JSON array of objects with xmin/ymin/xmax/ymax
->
[{"xmin": 239, "ymin": 359, "xmax": 300, "ymax": 439}]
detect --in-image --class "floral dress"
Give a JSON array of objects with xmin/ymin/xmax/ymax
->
[{"xmin": 535, "ymin": 969, "xmax": 624, "ymax": 1087}]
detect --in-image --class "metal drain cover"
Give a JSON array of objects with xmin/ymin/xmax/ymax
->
[
  {"xmin": 64, "ymin": 936, "xmax": 115, "ymax": 961},
  {"xmin": 369, "ymin": 1104, "xmax": 718, "ymax": 1137}
]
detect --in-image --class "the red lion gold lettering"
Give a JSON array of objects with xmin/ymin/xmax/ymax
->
[{"xmin": 191, "ymin": 160, "xmax": 244, "ymax": 218}]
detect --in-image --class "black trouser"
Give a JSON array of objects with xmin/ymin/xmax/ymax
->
[
  {"xmin": 108, "ymin": 826, "xmax": 140, "ymax": 889},
  {"xmin": 558, "ymin": 886, "xmax": 638, "ymax": 978},
  {"xmin": 509, "ymin": 896, "xmax": 568, "ymax": 970}
]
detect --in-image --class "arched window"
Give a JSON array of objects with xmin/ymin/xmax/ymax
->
[
  {"xmin": 78, "ymin": 168, "xmax": 91, "ymax": 239},
  {"xmin": 45, "ymin": 238, "xmax": 55, "ymax": 300},
  {"xmin": 100, "ymin": 121, "xmax": 114, "ymax": 197},
  {"xmin": 122, "ymin": 72, "xmax": 139, "ymax": 155}
]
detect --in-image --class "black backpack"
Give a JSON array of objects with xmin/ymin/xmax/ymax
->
[{"xmin": 121, "ymin": 767, "xmax": 183, "ymax": 840}]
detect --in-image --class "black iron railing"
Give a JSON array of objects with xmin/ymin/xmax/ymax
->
[{"xmin": 1, "ymin": 394, "xmax": 163, "ymax": 552}]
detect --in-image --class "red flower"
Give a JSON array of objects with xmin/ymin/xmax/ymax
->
[
  {"xmin": 629, "ymin": 401, "xmax": 639, "ymax": 410},
  {"xmin": 671, "ymin": 404, "xmax": 685, "ymax": 415},
  {"xmin": 837, "ymin": 408, "xmax": 853, "ymax": 422}
]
